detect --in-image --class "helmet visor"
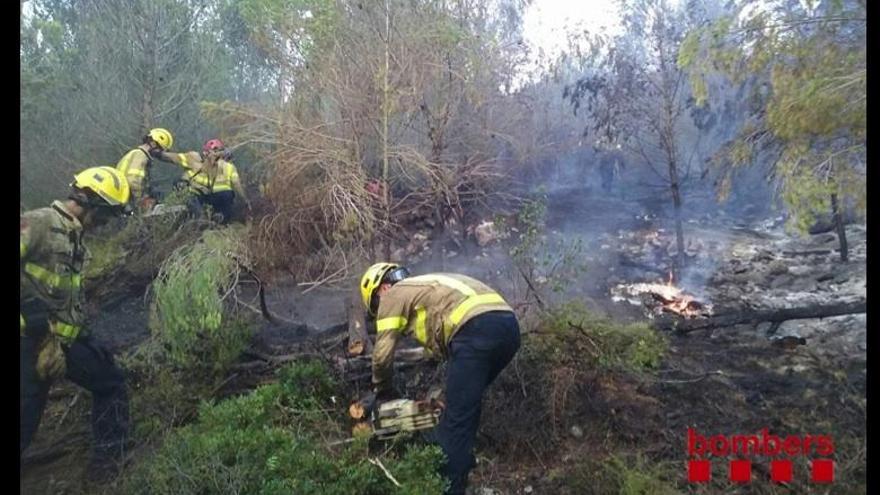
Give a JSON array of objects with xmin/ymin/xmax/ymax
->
[{"xmin": 382, "ymin": 267, "xmax": 410, "ymax": 285}]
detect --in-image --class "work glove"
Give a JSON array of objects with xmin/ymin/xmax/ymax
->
[{"xmin": 36, "ymin": 334, "xmax": 67, "ymax": 381}]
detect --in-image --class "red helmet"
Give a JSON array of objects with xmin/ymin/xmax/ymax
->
[{"xmin": 202, "ymin": 138, "xmax": 225, "ymax": 154}]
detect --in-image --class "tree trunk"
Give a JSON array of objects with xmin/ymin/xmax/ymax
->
[
  {"xmin": 831, "ymin": 193, "xmax": 849, "ymax": 262},
  {"xmin": 667, "ymin": 159, "xmax": 685, "ymax": 279},
  {"xmin": 653, "ymin": 300, "xmax": 866, "ymax": 333},
  {"xmin": 381, "ymin": 0, "xmax": 392, "ymax": 262}
]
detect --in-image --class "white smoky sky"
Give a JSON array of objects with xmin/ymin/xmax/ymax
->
[{"xmin": 522, "ymin": 0, "xmax": 624, "ymax": 60}]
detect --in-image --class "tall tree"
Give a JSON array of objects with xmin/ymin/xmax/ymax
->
[{"xmin": 565, "ymin": 0, "xmax": 705, "ymax": 278}]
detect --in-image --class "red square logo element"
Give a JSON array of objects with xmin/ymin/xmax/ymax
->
[
  {"xmin": 771, "ymin": 460, "xmax": 793, "ymax": 483},
  {"xmin": 688, "ymin": 460, "xmax": 711, "ymax": 482},
  {"xmin": 812, "ymin": 459, "xmax": 834, "ymax": 483},
  {"xmin": 729, "ymin": 459, "xmax": 751, "ymax": 483}
]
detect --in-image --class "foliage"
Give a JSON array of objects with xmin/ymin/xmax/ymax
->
[
  {"xmin": 481, "ymin": 300, "xmax": 666, "ymax": 457},
  {"xmin": 152, "ymin": 226, "xmax": 253, "ymax": 373},
  {"xmin": 679, "ymin": 0, "xmax": 866, "ymax": 239},
  {"xmin": 204, "ymin": 0, "xmax": 533, "ymax": 276},
  {"xmin": 497, "ymin": 193, "xmax": 587, "ymax": 308},
  {"xmin": 538, "ymin": 301, "xmax": 666, "ymax": 373},
  {"xmin": 123, "ymin": 361, "xmax": 447, "ymax": 495},
  {"xmin": 20, "ymin": 0, "xmax": 242, "ymax": 207},
  {"xmin": 562, "ymin": 455, "xmax": 678, "ymax": 495}
]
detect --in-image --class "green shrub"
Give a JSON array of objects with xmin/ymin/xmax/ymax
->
[
  {"xmin": 123, "ymin": 361, "xmax": 447, "ymax": 495},
  {"xmin": 151, "ymin": 227, "xmax": 253, "ymax": 373},
  {"xmin": 538, "ymin": 301, "xmax": 667, "ymax": 373},
  {"xmin": 562, "ymin": 455, "xmax": 679, "ymax": 495}
]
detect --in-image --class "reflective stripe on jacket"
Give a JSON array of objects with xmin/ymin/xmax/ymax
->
[
  {"xmin": 371, "ymin": 273, "xmax": 513, "ymax": 391},
  {"xmin": 20, "ymin": 201, "xmax": 87, "ymax": 341},
  {"xmin": 116, "ymin": 148, "xmax": 152, "ymax": 200},
  {"xmin": 176, "ymin": 154, "xmax": 239, "ymax": 195}
]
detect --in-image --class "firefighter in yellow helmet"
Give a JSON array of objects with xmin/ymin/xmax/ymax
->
[
  {"xmin": 360, "ymin": 263, "xmax": 521, "ymax": 495},
  {"xmin": 154, "ymin": 138, "xmax": 251, "ymax": 224},
  {"xmin": 115, "ymin": 127, "xmax": 173, "ymax": 211},
  {"xmin": 20, "ymin": 167, "xmax": 131, "ymax": 481}
]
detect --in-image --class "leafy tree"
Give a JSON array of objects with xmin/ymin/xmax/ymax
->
[
  {"xmin": 565, "ymin": 0, "xmax": 712, "ymax": 277},
  {"xmin": 679, "ymin": 0, "xmax": 865, "ymax": 261}
]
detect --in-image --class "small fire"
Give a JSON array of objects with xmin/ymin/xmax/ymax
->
[{"xmin": 612, "ymin": 277, "xmax": 711, "ymax": 319}]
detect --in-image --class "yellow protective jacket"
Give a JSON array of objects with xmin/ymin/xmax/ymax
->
[
  {"xmin": 20, "ymin": 201, "xmax": 88, "ymax": 342},
  {"xmin": 162, "ymin": 151, "xmax": 247, "ymax": 199},
  {"xmin": 371, "ymin": 273, "xmax": 513, "ymax": 392},
  {"xmin": 115, "ymin": 146, "xmax": 153, "ymax": 202}
]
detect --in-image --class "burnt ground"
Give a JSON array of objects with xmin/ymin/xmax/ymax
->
[{"xmin": 20, "ymin": 184, "xmax": 866, "ymax": 494}]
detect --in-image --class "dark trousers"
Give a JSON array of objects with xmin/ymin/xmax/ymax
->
[
  {"xmin": 437, "ymin": 311, "xmax": 521, "ymax": 495},
  {"xmin": 20, "ymin": 333, "xmax": 130, "ymax": 461},
  {"xmin": 195, "ymin": 190, "xmax": 235, "ymax": 224}
]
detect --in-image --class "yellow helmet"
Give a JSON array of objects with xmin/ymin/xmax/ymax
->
[
  {"xmin": 72, "ymin": 166, "xmax": 130, "ymax": 206},
  {"xmin": 360, "ymin": 262, "xmax": 411, "ymax": 316},
  {"xmin": 147, "ymin": 128, "xmax": 174, "ymax": 150}
]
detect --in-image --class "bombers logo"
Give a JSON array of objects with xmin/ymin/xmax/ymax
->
[{"xmin": 686, "ymin": 428, "xmax": 835, "ymax": 484}]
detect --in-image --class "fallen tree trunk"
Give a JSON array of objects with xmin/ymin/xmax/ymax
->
[{"xmin": 654, "ymin": 300, "xmax": 866, "ymax": 334}]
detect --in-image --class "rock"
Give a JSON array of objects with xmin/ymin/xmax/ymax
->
[
  {"xmin": 808, "ymin": 220, "xmax": 835, "ymax": 235},
  {"xmin": 768, "ymin": 261, "xmax": 789, "ymax": 276},
  {"xmin": 814, "ymin": 233, "xmax": 838, "ymax": 244},
  {"xmin": 770, "ymin": 275, "xmax": 794, "ymax": 289},
  {"xmin": 524, "ymin": 486, "xmax": 534, "ymax": 494},
  {"xmin": 474, "ymin": 220, "xmax": 501, "ymax": 247},
  {"xmin": 770, "ymin": 335, "xmax": 807, "ymax": 349},
  {"xmin": 787, "ymin": 265, "xmax": 813, "ymax": 277},
  {"xmin": 755, "ymin": 322, "xmax": 774, "ymax": 336},
  {"xmin": 569, "ymin": 425, "xmax": 584, "ymax": 438},
  {"xmin": 789, "ymin": 279, "xmax": 817, "ymax": 292}
]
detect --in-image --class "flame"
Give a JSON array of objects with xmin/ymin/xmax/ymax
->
[{"xmin": 615, "ymin": 280, "xmax": 710, "ymax": 319}]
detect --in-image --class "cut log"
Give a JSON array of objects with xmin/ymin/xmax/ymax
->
[
  {"xmin": 348, "ymin": 340, "xmax": 365, "ymax": 356},
  {"xmin": 352, "ymin": 422, "xmax": 372, "ymax": 437},
  {"xmin": 349, "ymin": 401, "xmax": 366, "ymax": 419},
  {"xmin": 653, "ymin": 300, "xmax": 866, "ymax": 334}
]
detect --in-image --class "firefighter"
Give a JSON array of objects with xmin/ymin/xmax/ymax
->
[
  {"xmin": 154, "ymin": 138, "xmax": 251, "ymax": 224},
  {"xmin": 20, "ymin": 167, "xmax": 132, "ymax": 480},
  {"xmin": 116, "ymin": 127, "xmax": 174, "ymax": 211},
  {"xmin": 360, "ymin": 263, "xmax": 521, "ymax": 495}
]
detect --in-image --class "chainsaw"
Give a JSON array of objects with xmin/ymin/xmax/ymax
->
[{"xmin": 351, "ymin": 395, "xmax": 444, "ymax": 440}]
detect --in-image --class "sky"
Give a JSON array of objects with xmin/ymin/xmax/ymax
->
[{"xmin": 516, "ymin": 0, "xmax": 624, "ymax": 84}]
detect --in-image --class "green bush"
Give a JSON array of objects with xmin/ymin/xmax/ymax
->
[
  {"xmin": 562, "ymin": 455, "xmax": 679, "ymax": 495},
  {"xmin": 537, "ymin": 301, "xmax": 667, "ymax": 373},
  {"xmin": 152, "ymin": 227, "xmax": 253, "ymax": 373},
  {"xmin": 123, "ymin": 361, "xmax": 447, "ymax": 495}
]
